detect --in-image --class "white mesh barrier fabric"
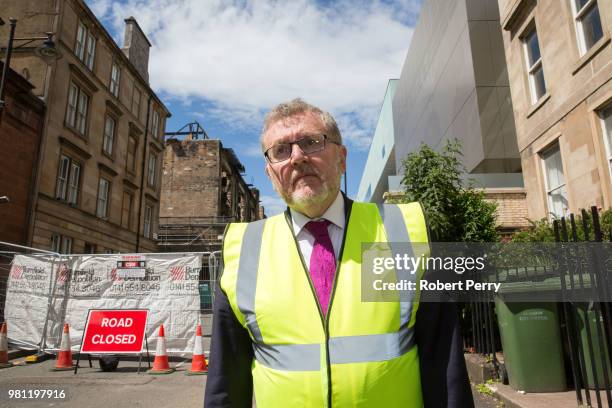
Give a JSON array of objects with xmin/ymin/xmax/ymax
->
[{"xmin": 5, "ymin": 253, "xmax": 204, "ymax": 354}]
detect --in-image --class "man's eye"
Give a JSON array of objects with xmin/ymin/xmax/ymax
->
[
  {"xmin": 304, "ymin": 138, "xmax": 318, "ymax": 146},
  {"xmin": 273, "ymin": 144, "xmax": 291, "ymax": 155}
]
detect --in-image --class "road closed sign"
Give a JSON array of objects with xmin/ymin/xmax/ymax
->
[{"xmin": 81, "ymin": 309, "xmax": 148, "ymax": 353}]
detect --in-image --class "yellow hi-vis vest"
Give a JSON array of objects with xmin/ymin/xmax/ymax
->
[{"xmin": 220, "ymin": 201, "xmax": 430, "ymax": 408}]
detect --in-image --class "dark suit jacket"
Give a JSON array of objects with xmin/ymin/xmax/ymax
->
[{"xmin": 204, "ymin": 197, "xmax": 474, "ymax": 407}]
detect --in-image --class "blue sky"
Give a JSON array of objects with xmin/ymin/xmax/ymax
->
[{"xmin": 87, "ymin": 0, "xmax": 423, "ymax": 215}]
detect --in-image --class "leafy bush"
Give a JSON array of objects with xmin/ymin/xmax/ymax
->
[
  {"xmin": 510, "ymin": 208, "xmax": 612, "ymax": 242},
  {"xmin": 397, "ymin": 139, "xmax": 498, "ymax": 242}
]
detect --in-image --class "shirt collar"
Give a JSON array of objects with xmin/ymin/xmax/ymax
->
[{"xmin": 290, "ymin": 191, "xmax": 345, "ymax": 235}]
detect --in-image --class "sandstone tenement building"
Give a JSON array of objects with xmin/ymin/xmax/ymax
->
[
  {"xmin": 1, "ymin": 0, "xmax": 170, "ymax": 253},
  {"xmin": 498, "ymin": 0, "xmax": 612, "ymax": 219}
]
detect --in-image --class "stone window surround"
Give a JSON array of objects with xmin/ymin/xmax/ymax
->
[
  {"xmin": 64, "ymin": 80, "xmax": 90, "ymax": 139},
  {"xmin": 538, "ymin": 139, "xmax": 570, "ymax": 220},
  {"xmin": 520, "ymin": 21, "xmax": 547, "ymax": 106},
  {"xmin": 143, "ymin": 203, "xmax": 153, "ymax": 239},
  {"xmin": 121, "ymin": 189, "xmax": 134, "ymax": 231},
  {"xmin": 96, "ymin": 175, "xmax": 112, "ymax": 220},
  {"xmin": 55, "ymin": 153, "xmax": 82, "ymax": 207},
  {"xmin": 51, "ymin": 233, "xmax": 73, "ymax": 254},
  {"xmin": 147, "ymin": 151, "xmax": 158, "ymax": 188},
  {"xmin": 109, "ymin": 61, "xmax": 121, "ymax": 98},
  {"xmin": 102, "ymin": 113, "xmax": 117, "ymax": 159},
  {"xmin": 598, "ymin": 102, "xmax": 612, "ymax": 181},
  {"xmin": 74, "ymin": 20, "xmax": 97, "ymax": 71},
  {"xmin": 569, "ymin": 0, "xmax": 604, "ymax": 56}
]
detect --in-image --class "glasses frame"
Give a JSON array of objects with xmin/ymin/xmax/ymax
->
[{"xmin": 264, "ymin": 134, "xmax": 339, "ymax": 163}]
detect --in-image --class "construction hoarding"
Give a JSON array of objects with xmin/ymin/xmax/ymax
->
[{"xmin": 4, "ymin": 253, "xmax": 203, "ymax": 354}]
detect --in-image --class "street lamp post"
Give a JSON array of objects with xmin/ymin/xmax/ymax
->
[{"xmin": 0, "ymin": 17, "xmax": 58, "ymax": 111}]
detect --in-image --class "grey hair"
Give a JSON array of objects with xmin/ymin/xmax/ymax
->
[{"xmin": 260, "ymin": 98, "xmax": 342, "ymax": 151}]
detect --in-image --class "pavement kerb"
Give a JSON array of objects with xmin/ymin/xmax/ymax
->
[{"xmin": 487, "ymin": 383, "xmax": 522, "ymax": 408}]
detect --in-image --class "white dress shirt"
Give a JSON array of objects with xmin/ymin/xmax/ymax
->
[{"xmin": 290, "ymin": 191, "xmax": 345, "ymax": 270}]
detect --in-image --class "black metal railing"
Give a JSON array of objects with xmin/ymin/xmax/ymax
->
[{"xmin": 465, "ymin": 206, "xmax": 612, "ymax": 407}]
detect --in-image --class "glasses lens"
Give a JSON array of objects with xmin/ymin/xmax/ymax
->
[
  {"xmin": 268, "ymin": 144, "xmax": 291, "ymax": 162},
  {"xmin": 298, "ymin": 135, "xmax": 325, "ymax": 154}
]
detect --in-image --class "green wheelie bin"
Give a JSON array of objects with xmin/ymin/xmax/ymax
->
[{"xmin": 495, "ymin": 298, "xmax": 567, "ymax": 392}]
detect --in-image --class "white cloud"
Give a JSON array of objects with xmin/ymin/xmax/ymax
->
[
  {"xmin": 260, "ymin": 195, "xmax": 287, "ymax": 216},
  {"xmin": 89, "ymin": 0, "xmax": 419, "ymax": 151},
  {"xmin": 240, "ymin": 142, "xmax": 264, "ymax": 158}
]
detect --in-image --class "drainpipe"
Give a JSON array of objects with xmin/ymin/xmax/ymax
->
[{"xmin": 135, "ymin": 95, "xmax": 152, "ymax": 252}]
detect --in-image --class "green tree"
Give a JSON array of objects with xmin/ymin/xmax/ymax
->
[{"xmin": 395, "ymin": 139, "xmax": 498, "ymax": 242}]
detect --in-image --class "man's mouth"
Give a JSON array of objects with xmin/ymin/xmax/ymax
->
[{"xmin": 293, "ymin": 174, "xmax": 318, "ymax": 186}]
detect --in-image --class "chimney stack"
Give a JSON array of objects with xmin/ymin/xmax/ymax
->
[{"xmin": 122, "ymin": 17, "xmax": 151, "ymax": 83}]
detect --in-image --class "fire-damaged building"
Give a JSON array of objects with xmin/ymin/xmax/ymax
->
[{"xmin": 159, "ymin": 123, "xmax": 264, "ymax": 254}]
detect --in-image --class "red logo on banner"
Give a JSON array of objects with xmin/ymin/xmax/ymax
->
[
  {"xmin": 10, "ymin": 265, "xmax": 24, "ymax": 279},
  {"xmin": 170, "ymin": 265, "xmax": 186, "ymax": 281},
  {"xmin": 56, "ymin": 263, "xmax": 69, "ymax": 283},
  {"xmin": 81, "ymin": 310, "xmax": 148, "ymax": 354}
]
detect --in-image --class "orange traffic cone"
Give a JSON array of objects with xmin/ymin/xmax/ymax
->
[
  {"xmin": 52, "ymin": 323, "xmax": 73, "ymax": 371},
  {"xmin": 0, "ymin": 322, "xmax": 11, "ymax": 368},
  {"xmin": 187, "ymin": 324, "xmax": 207, "ymax": 375},
  {"xmin": 148, "ymin": 324, "xmax": 174, "ymax": 374}
]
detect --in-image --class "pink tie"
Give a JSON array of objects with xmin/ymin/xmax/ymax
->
[{"xmin": 305, "ymin": 220, "xmax": 336, "ymax": 317}]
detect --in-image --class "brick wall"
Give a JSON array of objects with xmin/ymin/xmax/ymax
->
[
  {"xmin": 0, "ymin": 62, "xmax": 45, "ymax": 245},
  {"xmin": 160, "ymin": 139, "xmax": 221, "ymax": 218},
  {"xmin": 482, "ymin": 187, "xmax": 530, "ymax": 230}
]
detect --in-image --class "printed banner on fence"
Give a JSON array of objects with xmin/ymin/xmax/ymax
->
[{"xmin": 4, "ymin": 253, "xmax": 203, "ymax": 353}]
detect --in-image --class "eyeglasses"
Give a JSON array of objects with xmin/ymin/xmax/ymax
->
[{"xmin": 264, "ymin": 134, "xmax": 338, "ymax": 163}]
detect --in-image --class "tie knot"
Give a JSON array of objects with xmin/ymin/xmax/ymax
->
[{"xmin": 305, "ymin": 220, "xmax": 332, "ymax": 239}]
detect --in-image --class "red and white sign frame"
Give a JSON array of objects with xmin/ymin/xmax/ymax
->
[{"xmin": 80, "ymin": 309, "xmax": 149, "ymax": 354}]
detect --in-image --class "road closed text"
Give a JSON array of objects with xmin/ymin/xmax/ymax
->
[{"xmin": 91, "ymin": 333, "xmax": 137, "ymax": 344}]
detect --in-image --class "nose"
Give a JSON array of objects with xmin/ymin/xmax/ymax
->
[{"xmin": 289, "ymin": 142, "xmax": 308, "ymax": 165}]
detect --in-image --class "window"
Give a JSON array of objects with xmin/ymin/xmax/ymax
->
[
  {"xmin": 541, "ymin": 144, "xmax": 569, "ymax": 219},
  {"xmin": 85, "ymin": 32, "xmax": 96, "ymax": 70},
  {"xmin": 571, "ymin": 0, "xmax": 603, "ymax": 54},
  {"xmin": 121, "ymin": 191, "xmax": 133, "ymax": 230},
  {"xmin": 102, "ymin": 116, "xmax": 116, "ymax": 156},
  {"xmin": 75, "ymin": 23, "xmax": 86, "ymax": 61},
  {"xmin": 84, "ymin": 242, "xmax": 96, "ymax": 254},
  {"xmin": 143, "ymin": 205, "xmax": 152, "ymax": 238},
  {"xmin": 67, "ymin": 161, "xmax": 81, "ymax": 205},
  {"xmin": 51, "ymin": 234, "xmax": 72, "ymax": 254},
  {"xmin": 523, "ymin": 27, "xmax": 546, "ymax": 104},
  {"xmin": 74, "ymin": 22, "xmax": 96, "ymax": 70},
  {"xmin": 55, "ymin": 155, "xmax": 81, "ymax": 206},
  {"xmin": 110, "ymin": 63, "xmax": 121, "ymax": 97},
  {"xmin": 65, "ymin": 81, "xmax": 89, "ymax": 136},
  {"xmin": 126, "ymin": 135, "xmax": 137, "ymax": 173},
  {"xmin": 97, "ymin": 177, "xmax": 110, "ymax": 218},
  {"xmin": 151, "ymin": 110, "xmax": 160, "ymax": 139},
  {"xmin": 601, "ymin": 106, "xmax": 612, "ymax": 178},
  {"xmin": 132, "ymin": 87, "xmax": 141, "ymax": 119},
  {"xmin": 147, "ymin": 153, "xmax": 157, "ymax": 187}
]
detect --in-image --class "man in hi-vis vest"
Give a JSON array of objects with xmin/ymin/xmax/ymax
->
[{"xmin": 204, "ymin": 99, "xmax": 474, "ymax": 407}]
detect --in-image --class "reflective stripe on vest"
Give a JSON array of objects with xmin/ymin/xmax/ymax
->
[
  {"xmin": 377, "ymin": 203, "xmax": 415, "ymax": 329},
  {"xmin": 236, "ymin": 218, "xmax": 266, "ymax": 343},
  {"xmin": 235, "ymin": 204, "xmax": 418, "ymax": 371},
  {"xmin": 253, "ymin": 325, "xmax": 416, "ymax": 371}
]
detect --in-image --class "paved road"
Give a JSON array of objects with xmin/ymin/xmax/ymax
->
[
  {"xmin": 0, "ymin": 355, "xmax": 501, "ymax": 408},
  {"xmin": 0, "ymin": 358, "xmax": 206, "ymax": 408}
]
